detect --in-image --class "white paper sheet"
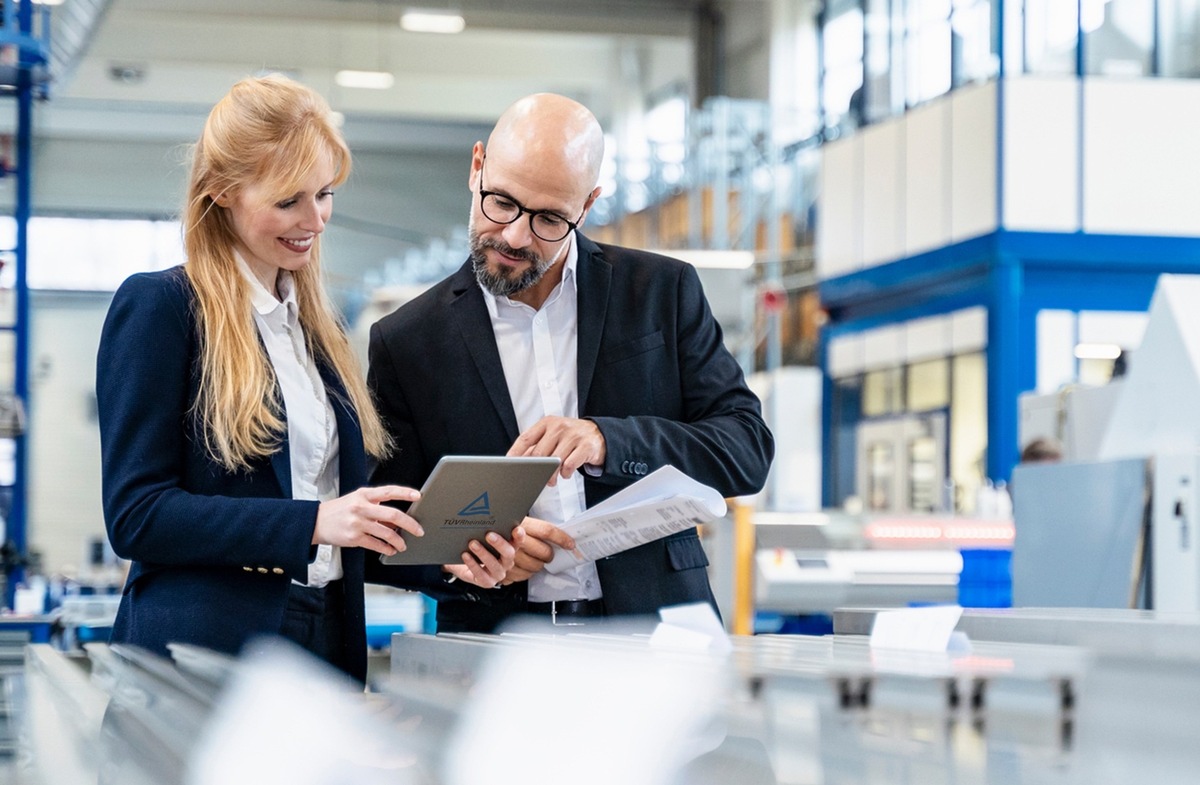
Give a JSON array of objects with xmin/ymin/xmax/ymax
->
[
  {"xmin": 868, "ymin": 605, "xmax": 965, "ymax": 652},
  {"xmin": 544, "ymin": 465, "xmax": 727, "ymax": 574},
  {"xmin": 651, "ymin": 602, "xmax": 733, "ymax": 655}
]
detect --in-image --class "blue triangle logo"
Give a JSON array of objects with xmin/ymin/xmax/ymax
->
[{"xmin": 458, "ymin": 492, "xmax": 491, "ymax": 516}]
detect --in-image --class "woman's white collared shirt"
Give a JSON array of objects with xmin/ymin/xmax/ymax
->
[{"xmin": 237, "ymin": 256, "xmax": 342, "ymax": 587}]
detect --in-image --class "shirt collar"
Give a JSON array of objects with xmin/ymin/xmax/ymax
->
[
  {"xmin": 480, "ymin": 232, "xmax": 579, "ymax": 316},
  {"xmin": 235, "ymin": 250, "xmax": 299, "ymax": 322}
]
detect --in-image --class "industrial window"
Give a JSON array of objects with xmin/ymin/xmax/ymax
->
[
  {"xmin": 863, "ymin": 366, "xmax": 904, "ymax": 416},
  {"xmin": 823, "ymin": 0, "xmax": 866, "ymax": 135},
  {"xmin": 1019, "ymin": 0, "xmax": 1080, "ymax": 74},
  {"xmin": 1085, "ymin": 0, "xmax": 1154, "ymax": 76},
  {"xmin": 0, "ymin": 216, "xmax": 182, "ymax": 291},
  {"xmin": 863, "ymin": 0, "xmax": 900, "ymax": 123},
  {"xmin": 907, "ymin": 357, "xmax": 951, "ymax": 411},
  {"xmin": 905, "ymin": 0, "xmax": 953, "ymax": 106},
  {"xmin": 950, "ymin": 351, "xmax": 988, "ymax": 513},
  {"xmin": 1160, "ymin": 0, "xmax": 1200, "ymax": 76}
]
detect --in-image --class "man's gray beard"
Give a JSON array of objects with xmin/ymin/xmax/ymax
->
[{"xmin": 469, "ymin": 232, "xmax": 553, "ymax": 297}]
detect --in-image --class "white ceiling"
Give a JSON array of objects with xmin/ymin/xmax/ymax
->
[
  {"xmin": 16, "ymin": 0, "xmax": 740, "ymax": 291},
  {"xmin": 47, "ymin": 0, "xmax": 703, "ymax": 152}
]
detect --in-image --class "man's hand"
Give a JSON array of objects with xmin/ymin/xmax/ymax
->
[
  {"xmin": 500, "ymin": 517, "xmax": 577, "ymax": 585},
  {"xmin": 507, "ymin": 416, "xmax": 606, "ymax": 486},
  {"xmin": 443, "ymin": 527, "xmax": 524, "ymax": 588}
]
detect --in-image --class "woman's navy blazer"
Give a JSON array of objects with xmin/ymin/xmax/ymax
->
[{"xmin": 97, "ymin": 266, "xmax": 435, "ymax": 682}]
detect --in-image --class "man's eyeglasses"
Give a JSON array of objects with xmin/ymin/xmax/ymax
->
[{"xmin": 478, "ymin": 157, "xmax": 583, "ymax": 243}]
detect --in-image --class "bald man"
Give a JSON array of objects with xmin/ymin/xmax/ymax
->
[{"xmin": 368, "ymin": 93, "xmax": 774, "ymax": 633}]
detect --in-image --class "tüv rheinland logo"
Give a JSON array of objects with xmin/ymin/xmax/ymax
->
[{"xmin": 458, "ymin": 492, "xmax": 492, "ymax": 517}]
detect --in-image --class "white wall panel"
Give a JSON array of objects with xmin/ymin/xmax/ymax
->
[
  {"xmin": 27, "ymin": 292, "xmax": 110, "ymax": 577},
  {"xmin": 817, "ymin": 138, "xmax": 862, "ymax": 279},
  {"xmin": 863, "ymin": 324, "xmax": 905, "ymax": 369},
  {"xmin": 828, "ymin": 333, "xmax": 865, "ymax": 377},
  {"xmin": 861, "ymin": 122, "xmax": 905, "ymax": 267},
  {"xmin": 904, "ymin": 315, "xmax": 952, "ymax": 362},
  {"xmin": 1083, "ymin": 78, "xmax": 1200, "ymax": 235},
  {"xmin": 950, "ymin": 81, "xmax": 998, "ymax": 242},
  {"xmin": 1079, "ymin": 310, "xmax": 1149, "ymax": 347},
  {"xmin": 904, "ymin": 101, "xmax": 950, "ymax": 257},
  {"xmin": 950, "ymin": 306, "xmax": 988, "ymax": 353},
  {"xmin": 1003, "ymin": 77, "xmax": 1079, "ymax": 231}
]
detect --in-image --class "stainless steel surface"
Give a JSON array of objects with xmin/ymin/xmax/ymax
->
[
  {"xmin": 835, "ymin": 606, "xmax": 1200, "ymax": 658},
  {"xmin": 386, "ymin": 628, "xmax": 1088, "ymax": 785},
  {"xmin": 10, "ymin": 608, "xmax": 1200, "ymax": 784}
]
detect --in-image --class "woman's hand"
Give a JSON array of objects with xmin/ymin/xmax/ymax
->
[
  {"xmin": 314, "ymin": 485, "xmax": 423, "ymax": 557},
  {"xmin": 443, "ymin": 527, "xmax": 525, "ymax": 588}
]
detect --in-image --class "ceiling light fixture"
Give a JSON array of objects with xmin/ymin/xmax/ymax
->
[
  {"xmin": 400, "ymin": 9, "xmax": 466, "ymax": 34},
  {"xmin": 334, "ymin": 70, "xmax": 395, "ymax": 90}
]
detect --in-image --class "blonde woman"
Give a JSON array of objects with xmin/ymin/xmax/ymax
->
[{"xmin": 96, "ymin": 74, "xmax": 518, "ymax": 681}]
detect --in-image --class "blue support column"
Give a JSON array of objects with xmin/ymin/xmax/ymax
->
[
  {"xmin": 819, "ymin": 330, "xmax": 835, "ymax": 507},
  {"xmin": 987, "ymin": 253, "xmax": 1023, "ymax": 484}
]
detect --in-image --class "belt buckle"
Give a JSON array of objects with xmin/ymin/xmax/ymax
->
[{"xmin": 550, "ymin": 601, "xmax": 586, "ymax": 627}]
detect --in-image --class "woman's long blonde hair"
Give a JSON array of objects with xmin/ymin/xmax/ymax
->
[{"xmin": 183, "ymin": 74, "xmax": 391, "ymax": 471}]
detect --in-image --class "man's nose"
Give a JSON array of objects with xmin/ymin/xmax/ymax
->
[{"xmin": 501, "ymin": 214, "xmax": 535, "ymax": 248}]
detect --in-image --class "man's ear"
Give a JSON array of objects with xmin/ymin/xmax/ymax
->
[
  {"xmin": 577, "ymin": 186, "xmax": 602, "ymax": 227},
  {"xmin": 469, "ymin": 141, "xmax": 485, "ymax": 190}
]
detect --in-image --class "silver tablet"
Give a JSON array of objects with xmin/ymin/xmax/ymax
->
[{"xmin": 379, "ymin": 455, "xmax": 561, "ymax": 566}]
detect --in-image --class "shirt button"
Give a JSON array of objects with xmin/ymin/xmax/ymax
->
[
  {"xmin": 256, "ymin": 567, "xmax": 268, "ymax": 574},
  {"xmin": 272, "ymin": 567, "xmax": 285, "ymax": 575}
]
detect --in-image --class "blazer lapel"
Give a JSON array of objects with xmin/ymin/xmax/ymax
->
[
  {"xmin": 575, "ymin": 235, "xmax": 611, "ymax": 416},
  {"xmin": 271, "ymin": 364, "xmax": 368, "ymax": 500},
  {"xmin": 266, "ymin": 378, "xmax": 293, "ymax": 498},
  {"xmin": 269, "ymin": 433, "xmax": 293, "ymax": 499},
  {"xmin": 319, "ymin": 364, "xmax": 367, "ymax": 491},
  {"xmin": 448, "ymin": 262, "xmax": 521, "ymax": 442}
]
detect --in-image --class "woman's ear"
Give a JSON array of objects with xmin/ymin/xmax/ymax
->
[{"xmin": 211, "ymin": 192, "xmax": 229, "ymax": 207}]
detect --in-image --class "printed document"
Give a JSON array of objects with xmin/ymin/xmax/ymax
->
[{"xmin": 545, "ymin": 465, "xmax": 727, "ymax": 574}]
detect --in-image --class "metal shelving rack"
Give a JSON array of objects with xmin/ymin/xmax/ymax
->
[{"xmin": 0, "ymin": 0, "xmax": 49, "ymax": 606}]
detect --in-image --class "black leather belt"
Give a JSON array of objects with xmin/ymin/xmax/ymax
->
[{"xmin": 526, "ymin": 598, "xmax": 606, "ymax": 624}]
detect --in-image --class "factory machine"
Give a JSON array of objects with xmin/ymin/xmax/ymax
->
[
  {"xmin": 730, "ymin": 509, "xmax": 1012, "ymax": 628},
  {"xmin": 1013, "ymin": 274, "xmax": 1200, "ymax": 612},
  {"xmin": 733, "ymin": 367, "xmax": 1012, "ymax": 630}
]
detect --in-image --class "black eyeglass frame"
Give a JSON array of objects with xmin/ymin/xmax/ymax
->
[{"xmin": 477, "ymin": 156, "xmax": 586, "ymax": 243}]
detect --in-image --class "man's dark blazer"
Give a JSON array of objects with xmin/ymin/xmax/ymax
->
[
  {"xmin": 367, "ymin": 234, "xmax": 774, "ymax": 632},
  {"xmin": 97, "ymin": 266, "xmax": 438, "ymax": 682}
]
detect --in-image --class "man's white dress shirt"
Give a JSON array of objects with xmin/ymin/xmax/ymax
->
[{"xmin": 479, "ymin": 236, "xmax": 602, "ymax": 603}]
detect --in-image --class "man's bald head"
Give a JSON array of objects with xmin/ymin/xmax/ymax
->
[{"xmin": 486, "ymin": 93, "xmax": 605, "ymax": 192}]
